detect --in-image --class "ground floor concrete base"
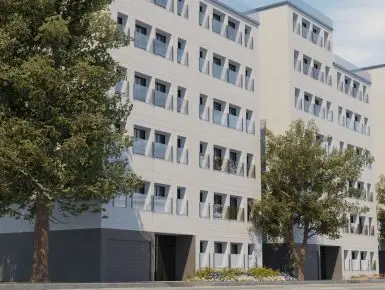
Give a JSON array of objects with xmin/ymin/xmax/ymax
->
[{"xmin": 0, "ymin": 229, "xmax": 195, "ymax": 283}]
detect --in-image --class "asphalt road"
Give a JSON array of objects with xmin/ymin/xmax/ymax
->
[{"xmin": 61, "ymin": 283, "xmax": 385, "ymax": 290}]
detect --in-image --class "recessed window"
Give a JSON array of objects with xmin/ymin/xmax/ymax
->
[
  {"xmin": 117, "ymin": 17, "xmax": 123, "ymax": 25},
  {"xmin": 134, "ymin": 128, "xmax": 146, "ymax": 140},
  {"xmin": 228, "ymin": 21, "xmax": 236, "ymax": 29},
  {"xmin": 213, "ymin": 13, "xmax": 221, "ymax": 22},
  {"xmin": 229, "ymin": 63, "xmax": 236, "ymax": 72},
  {"xmin": 135, "ymin": 76, "xmax": 146, "ymax": 86},
  {"xmin": 213, "ymin": 102, "xmax": 222, "ymax": 111},
  {"xmin": 135, "ymin": 25, "xmax": 147, "ymax": 35},
  {"xmin": 214, "ymin": 148, "xmax": 222, "ymax": 158},
  {"xmin": 156, "ymin": 33, "xmax": 166, "ymax": 43},
  {"xmin": 229, "ymin": 107, "xmax": 237, "ymax": 116},
  {"xmin": 155, "ymin": 82, "xmax": 166, "ymax": 93},
  {"xmin": 213, "ymin": 57, "xmax": 222, "ymax": 66},
  {"xmin": 155, "ymin": 133, "xmax": 166, "ymax": 144},
  {"xmin": 230, "ymin": 151, "xmax": 237, "ymax": 161},
  {"xmin": 155, "ymin": 185, "xmax": 166, "ymax": 197}
]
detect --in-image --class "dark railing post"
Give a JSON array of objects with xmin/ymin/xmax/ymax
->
[{"xmin": 151, "ymin": 195, "xmax": 154, "ymax": 212}]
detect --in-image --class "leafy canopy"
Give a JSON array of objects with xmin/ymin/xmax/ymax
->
[
  {"xmin": 0, "ymin": 0, "xmax": 140, "ymax": 219},
  {"xmin": 252, "ymin": 119, "xmax": 371, "ymax": 243},
  {"xmin": 376, "ymin": 175, "xmax": 385, "ymax": 242}
]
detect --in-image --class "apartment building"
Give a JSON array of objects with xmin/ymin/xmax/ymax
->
[
  {"xmin": 0, "ymin": 0, "xmax": 261, "ymax": 283},
  {"xmin": 246, "ymin": 0, "xmax": 378, "ymax": 280},
  {"xmin": 362, "ymin": 63, "xmax": 385, "ymax": 273}
]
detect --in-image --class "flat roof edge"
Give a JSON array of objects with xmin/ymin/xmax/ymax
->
[
  {"xmin": 245, "ymin": 0, "xmax": 333, "ymax": 31},
  {"xmin": 361, "ymin": 63, "xmax": 385, "ymax": 71},
  {"xmin": 209, "ymin": 0, "xmax": 260, "ymax": 27}
]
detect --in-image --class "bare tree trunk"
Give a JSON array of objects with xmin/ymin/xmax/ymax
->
[
  {"xmin": 288, "ymin": 223, "xmax": 309, "ymax": 281},
  {"xmin": 297, "ymin": 259, "xmax": 305, "ymax": 281},
  {"xmin": 31, "ymin": 200, "xmax": 49, "ymax": 282}
]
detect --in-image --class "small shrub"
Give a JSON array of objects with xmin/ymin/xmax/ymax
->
[
  {"xmin": 221, "ymin": 268, "xmax": 245, "ymax": 279},
  {"xmin": 192, "ymin": 267, "xmax": 216, "ymax": 279},
  {"xmin": 247, "ymin": 267, "xmax": 279, "ymax": 278}
]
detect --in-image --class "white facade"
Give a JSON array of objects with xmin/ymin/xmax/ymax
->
[
  {"xmin": 247, "ymin": 0, "xmax": 378, "ymax": 279},
  {"xmin": 108, "ymin": 0, "xmax": 262, "ymax": 271}
]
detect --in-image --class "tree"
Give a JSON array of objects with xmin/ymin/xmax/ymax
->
[
  {"xmin": 376, "ymin": 175, "xmax": 385, "ymax": 243},
  {"xmin": 0, "ymin": 0, "xmax": 140, "ymax": 282},
  {"xmin": 251, "ymin": 119, "xmax": 371, "ymax": 280}
]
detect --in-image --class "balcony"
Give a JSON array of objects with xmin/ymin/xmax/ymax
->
[
  {"xmin": 246, "ymin": 120, "xmax": 255, "ymax": 134},
  {"xmin": 245, "ymin": 76, "xmax": 254, "ymax": 91},
  {"xmin": 213, "ymin": 63, "xmax": 223, "ymax": 79},
  {"xmin": 199, "ymin": 202, "xmax": 210, "ymax": 218},
  {"xmin": 228, "ymin": 114, "xmax": 243, "ymax": 131},
  {"xmin": 247, "ymin": 164, "xmax": 256, "ymax": 179},
  {"xmin": 230, "ymin": 254, "xmax": 244, "ymax": 269},
  {"xmin": 177, "ymin": 49, "xmax": 188, "ymax": 66},
  {"xmin": 227, "ymin": 160, "xmax": 244, "ymax": 176},
  {"xmin": 214, "ymin": 253, "xmax": 228, "ymax": 268},
  {"xmin": 212, "ymin": 18, "xmax": 222, "ymax": 34},
  {"xmin": 227, "ymin": 69, "xmax": 239, "ymax": 86},
  {"xmin": 245, "ymin": 33, "xmax": 253, "ymax": 49},
  {"xmin": 302, "ymin": 27, "xmax": 309, "ymax": 39},
  {"xmin": 134, "ymin": 84, "xmax": 148, "ymax": 102},
  {"xmin": 154, "ymin": 90, "xmax": 173, "ymax": 110},
  {"xmin": 177, "ymin": 148, "xmax": 188, "ymax": 165},
  {"xmin": 154, "ymin": 0, "xmax": 168, "ymax": 9},
  {"xmin": 153, "ymin": 142, "xmax": 172, "ymax": 161},
  {"xmin": 370, "ymin": 226, "xmax": 375, "ymax": 236},
  {"xmin": 199, "ymin": 105, "xmax": 210, "ymax": 121},
  {"xmin": 199, "ymin": 12, "xmax": 209, "ymax": 29},
  {"xmin": 177, "ymin": 97, "xmax": 188, "ymax": 115},
  {"xmin": 130, "ymin": 193, "xmax": 147, "ymax": 210},
  {"xmin": 368, "ymin": 192, "xmax": 374, "ymax": 202},
  {"xmin": 361, "ymin": 260, "xmax": 369, "ymax": 271},
  {"xmin": 213, "ymin": 204, "xmax": 225, "ymax": 219},
  {"xmin": 228, "ymin": 207, "xmax": 245, "ymax": 222},
  {"xmin": 199, "ymin": 154, "xmax": 210, "ymax": 169},
  {"xmin": 226, "ymin": 26, "xmax": 237, "ymax": 42},
  {"xmin": 354, "ymin": 122, "xmax": 363, "ymax": 133},
  {"xmin": 303, "ymin": 63, "xmax": 310, "ymax": 75},
  {"xmin": 304, "ymin": 100, "xmax": 313, "ymax": 114},
  {"xmin": 115, "ymin": 80, "xmax": 128, "ymax": 96},
  {"xmin": 213, "ymin": 156, "xmax": 225, "ymax": 172},
  {"xmin": 213, "ymin": 109, "xmax": 224, "ymax": 125},
  {"xmin": 133, "ymin": 138, "xmax": 149, "ymax": 156},
  {"xmin": 177, "ymin": 0, "xmax": 188, "ymax": 18},
  {"xmin": 363, "ymin": 225, "xmax": 369, "ymax": 235},
  {"xmin": 199, "ymin": 58, "xmax": 209, "ymax": 74},
  {"xmin": 176, "ymin": 199, "xmax": 188, "ymax": 216},
  {"xmin": 153, "ymin": 39, "xmax": 169, "ymax": 58},
  {"xmin": 312, "ymin": 67, "xmax": 320, "ymax": 80},
  {"xmin": 152, "ymin": 196, "xmax": 172, "ymax": 214},
  {"xmin": 134, "ymin": 32, "xmax": 149, "ymax": 50}
]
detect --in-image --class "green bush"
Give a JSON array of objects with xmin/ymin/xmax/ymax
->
[
  {"xmin": 221, "ymin": 268, "xmax": 245, "ymax": 279},
  {"xmin": 192, "ymin": 267, "xmax": 216, "ymax": 279},
  {"xmin": 247, "ymin": 267, "xmax": 279, "ymax": 278}
]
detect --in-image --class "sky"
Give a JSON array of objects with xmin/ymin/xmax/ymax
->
[{"xmin": 219, "ymin": 0, "xmax": 385, "ymax": 68}]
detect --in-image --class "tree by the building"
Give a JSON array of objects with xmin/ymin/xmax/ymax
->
[
  {"xmin": 376, "ymin": 175, "xmax": 385, "ymax": 243},
  {"xmin": 0, "ymin": 0, "xmax": 140, "ymax": 282},
  {"xmin": 251, "ymin": 119, "xmax": 372, "ymax": 280}
]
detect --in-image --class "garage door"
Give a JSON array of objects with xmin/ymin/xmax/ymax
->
[{"xmin": 106, "ymin": 239, "xmax": 151, "ymax": 282}]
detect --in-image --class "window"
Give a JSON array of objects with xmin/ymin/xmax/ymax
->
[
  {"xmin": 177, "ymin": 188, "xmax": 182, "ymax": 199},
  {"xmin": 315, "ymin": 99, "xmax": 320, "ymax": 105},
  {"xmin": 155, "ymin": 133, "xmax": 166, "ymax": 144},
  {"xmin": 214, "ymin": 148, "xmax": 222, "ymax": 158},
  {"xmin": 134, "ymin": 128, "xmax": 146, "ymax": 140},
  {"xmin": 200, "ymin": 191, "xmax": 205, "ymax": 202},
  {"xmin": 135, "ymin": 76, "xmax": 146, "ymax": 86},
  {"xmin": 155, "ymin": 82, "xmax": 166, "ymax": 93},
  {"xmin": 314, "ymin": 63, "xmax": 318, "ymax": 69},
  {"xmin": 156, "ymin": 33, "xmax": 166, "ymax": 43},
  {"xmin": 246, "ymin": 111, "xmax": 251, "ymax": 120},
  {"xmin": 213, "ymin": 57, "xmax": 222, "ymax": 66},
  {"xmin": 178, "ymin": 89, "xmax": 182, "ymax": 98},
  {"xmin": 352, "ymin": 251, "xmax": 358, "ymax": 259},
  {"xmin": 200, "ymin": 241, "xmax": 206, "ymax": 253},
  {"xmin": 304, "ymin": 58, "xmax": 308, "ymax": 65},
  {"xmin": 229, "ymin": 63, "xmax": 236, "ymax": 72},
  {"xmin": 213, "ymin": 13, "xmax": 221, "ymax": 22},
  {"xmin": 155, "ymin": 185, "xmax": 165, "ymax": 197},
  {"xmin": 199, "ymin": 5, "xmax": 203, "ymax": 13},
  {"xmin": 361, "ymin": 252, "xmax": 366, "ymax": 260},
  {"xmin": 200, "ymin": 144, "xmax": 203, "ymax": 154},
  {"xmin": 213, "ymin": 102, "xmax": 222, "ymax": 111},
  {"xmin": 230, "ymin": 151, "xmax": 237, "ymax": 162},
  {"xmin": 199, "ymin": 50, "xmax": 203, "ymax": 58},
  {"xmin": 302, "ymin": 22, "xmax": 307, "ymax": 28},
  {"xmin": 178, "ymin": 41, "xmax": 182, "ymax": 49},
  {"xmin": 214, "ymin": 242, "xmax": 223, "ymax": 253},
  {"xmin": 350, "ymin": 215, "xmax": 354, "ymax": 223},
  {"xmin": 228, "ymin": 21, "xmax": 236, "ymax": 29},
  {"xmin": 136, "ymin": 25, "xmax": 147, "ymax": 35},
  {"xmin": 304, "ymin": 95, "xmax": 309, "ymax": 101},
  {"xmin": 231, "ymin": 244, "xmax": 239, "ymax": 254},
  {"xmin": 117, "ymin": 17, "xmax": 123, "ymax": 25},
  {"xmin": 313, "ymin": 28, "xmax": 317, "ymax": 33},
  {"xmin": 214, "ymin": 194, "xmax": 222, "ymax": 205},
  {"xmin": 229, "ymin": 107, "xmax": 237, "ymax": 116},
  {"xmin": 177, "ymin": 138, "xmax": 182, "ymax": 148},
  {"xmin": 200, "ymin": 96, "xmax": 203, "ymax": 105}
]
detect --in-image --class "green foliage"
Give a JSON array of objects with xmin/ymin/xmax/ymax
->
[
  {"xmin": 221, "ymin": 268, "xmax": 245, "ymax": 279},
  {"xmin": 0, "ymin": 0, "xmax": 140, "ymax": 219},
  {"xmin": 251, "ymin": 119, "xmax": 371, "ymax": 279},
  {"xmin": 191, "ymin": 267, "xmax": 216, "ymax": 279},
  {"xmin": 247, "ymin": 267, "xmax": 279, "ymax": 278},
  {"xmin": 376, "ymin": 175, "xmax": 385, "ymax": 242}
]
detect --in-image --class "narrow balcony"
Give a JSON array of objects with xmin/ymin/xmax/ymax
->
[
  {"xmin": 227, "ymin": 160, "xmax": 244, "ymax": 176},
  {"xmin": 154, "ymin": 0, "xmax": 168, "ymax": 9},
  {"xmin": 213, "ymin": 156, "xmax": 225, "ymax": 172},
  {"xmin": 247, "ymin": 164, "xmax": 256, "ymax": 179},
  {"xmin": 130, "ymin": 193, "xmax": 147, "ymax": 210},
  {"xmin": 153, "ymin": 142, "xmax": 173, "ymax": 161},
  {"xmin": 199, "ymin": 105, "xmax": 210, "ymax": 121},
  {"xmin": 230, "ymin": 254, "xmax": 244, "ymax": 269},
  {"xmin": 212, "ymin": 18, "xmax": 222, "ymax": 34},
  {"xmin": 199, "ymin": 253, "xmax": 210, "ymax": 268},
  {"xmin": 177, "ymin": 148, "xmax": 188, "ymax": 165},
  {"xmin": 213, "ymin": 253, "xmax": 229, "ymax": 268},
  {"xmin": 199, "ymin": 202, "xmax": 210, "ymax": 218},
  {"xmin": 153, "ymin": 39, "xmax": 169, "ymax": 58},
  {"xmin": 176, "ymin": 199, "xmax": 188, "ymax": 216},
  {"xmin": 134, "ymin": 83, "xmax": 149, "ymax": 102},
  {"xmin": 153, "ymin": 90, "xmax": 173, "ymax": 110},
  {"xmin": 213, "ymin": 204, "xmax": 225, "ymax": 219},
  {"xmin": 134, "ymin": 32, "xmax": 149, "ymax": 50},
  {"xmin": 213, "ymin": 63, "xmax": 223, "ymax": 80},
  {"xmin": 199, "ymin": 58, "xmax": 209, "ymax": 74},
  {"xmin": 133, "ymin": 138, "xmax": 149, "ymax": 156},
  {"xmin": 228, "ymin": 114, "xmax": 243, "ymax": 131},
  {"xmin": 199, "ymin": 153, "xmax": 210, "ymax": 169},
  {"xmin": 246, "ymin": 120, "xmax": 255, "ymax": 134},
  {"xmin": 227, "ymin": 69, "xmax": 241, "ymax": 86},
  {"xmin": 226, "ymin": 25, "xmax": 237, "ymax": 42},
  {"xmin": 245, "ymin": 33, "xmax": 253, "ymax": 49},
  {"xmin": 177, "ymin": 98, "xmax": 188, "ymax": 115},
  {"xmin": 213, "ymin": 109, "xmax": 224, "ymax": 125},
  {"xmin": 245, "ymin": 76, "xmax": 254, "ymax": 91},
  {"xmin": 228, "ymin": 206, "xmax": 245, "ymax": 222},
  {"xmin": 151, "ymin": 195, "xmax": 172, "ymax": 214}
]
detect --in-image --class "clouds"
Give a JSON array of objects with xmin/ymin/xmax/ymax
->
[{"xmin": 220, "ymin": 0, "xmax": 385, "ymax": 67}]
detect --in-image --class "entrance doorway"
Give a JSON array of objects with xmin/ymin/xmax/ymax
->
[{"xmin": 320, "ymin": 246, "xmax": 342, "ymax": 280}]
